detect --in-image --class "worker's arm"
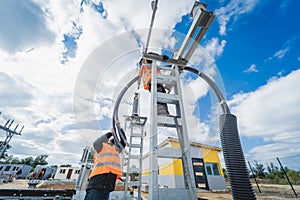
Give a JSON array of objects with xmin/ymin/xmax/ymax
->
[
  {"xmin": 93, "ymin": 132, "xmax": 112, "ymax": 153},
  {"xmin": 119, "ymin": 128, "xmax": 127, "ymax": 147},
  {"xmin": 138, "ymin": 65, "xmax": 143, "ymax": 77}
]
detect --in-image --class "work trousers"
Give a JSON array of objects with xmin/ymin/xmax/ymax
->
[
  {"xmin": 84, "ymin": 189, "xmax": 110, "ymax": 200},
  {"xmin": 148, "ymin": 83, "xmax": 169, "ymax": 115}
]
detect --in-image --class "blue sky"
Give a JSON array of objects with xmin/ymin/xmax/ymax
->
[{"xmin": 0, "ymin": 0, "xmax": 299, "ymax": 170}]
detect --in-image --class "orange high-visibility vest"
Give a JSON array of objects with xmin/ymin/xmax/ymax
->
[
  {"xmin": 89, "ymin": 143, "xmax": 122, "ymax": 180},
  {"xmin": 138, "ymin": 65, "xmax": 161, "ymax": 90}
]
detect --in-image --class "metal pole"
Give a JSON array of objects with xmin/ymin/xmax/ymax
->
[
  {"xmin": 144, "ymin": 0, "xmax": 159, "ymax": 54},
  {"xmin": 276, "ymin": 157, "xmax": 298, "ymax": 198},
  {"xmin": 248, "ymin": 161, "xmax": 262, "ymax": 194}
]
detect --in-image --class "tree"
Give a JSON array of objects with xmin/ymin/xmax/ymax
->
[
  {"xmin": 1, "ymin": 154, "xmax": 49, "ymax": 168},
  {"xmin": 253, "ymin": 161, "xmax": 265, "ymax": 178},
  {"xmin": 1, "ymin": 155, "xmax": 13, "ymax": 164},
  {"xmin": 32, "ymin": 154, "xmax": 48, "ymax": 168},
  {"xmin": 287, "ymin": 169, "xmax": 300, "ymax": 184},
  {"xmin": 21, "ymin": 157, "xmax": 34, "ymax": 166},
  {"xmin": 11, "ymin": 157, "xmax": 21, "ymax": 164},
  {"xmin": 267, "ymin": 162, "xmax": 278, "ymax": 174},
  {"xmin": 0, "ymin": 141, "xmax": 12, "ymax": 159}
]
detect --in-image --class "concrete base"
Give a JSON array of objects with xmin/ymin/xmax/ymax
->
[{"xmin": 74, "ymin": 190, "xmax": 146, "ymax": 200}]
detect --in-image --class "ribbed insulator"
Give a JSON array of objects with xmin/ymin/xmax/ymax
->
[{"xmin": 220, "ymin": 113, "xmax": 256, "ymax": 200}]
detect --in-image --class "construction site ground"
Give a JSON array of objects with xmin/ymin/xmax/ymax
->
[{"xmin": 0, "ymin": 179, "xmax": 299, "ymax": 199}]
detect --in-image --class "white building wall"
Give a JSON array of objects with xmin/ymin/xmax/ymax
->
[
  {"xmin": 207, "ymin": 175, "xmax": 227, "ymax": 190},
  {"xmin": 54, "ymin": 167, "xmax": 80, "ymax": 180}
]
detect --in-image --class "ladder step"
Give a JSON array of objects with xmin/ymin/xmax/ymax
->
[
  {"xmin": 157, "ymin": 65, "xmax": 175, "ymax": 71},
  {"xmin": 124, "ymin": 115, "xmax": 147, "ymax": 127},
  {"xmin": 157, "ymin": 74, "xmax": 177, "ymax": 82},
  {"xmin": 125, "ymin": 181, "xmax": 141, "ymax": 187},
  {"xmin": 157, "ymin": 78, "xmax": 177, "ymax": 87},
  {"xmin": 157, "ymin": 116, "xmax": 182, "ymax": 128},
  {"xmin": 157, "ymin": 93, "xmax": 179, "ymax": 104},
  {"xmin": 131, "ymin": 120, "xmax": 147, "ymax": 126},
  {"xmin": 128, "ymin": 155, "xmax": 142, "ymax": 159},
  {"xmin": 131, "ymin": 133, "xmax": 143, "ymax": 137},
  {"xmin": 129, "ymin": 168, "xmax": 142, "ymax": 173},
  {"xmin": 130, "ymin": 143, "xmax": 142, "ymax": 148}
]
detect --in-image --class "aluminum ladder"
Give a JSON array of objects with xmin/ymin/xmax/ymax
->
[
  {"xmin": 123, "ymin": 115, "xmax": 147, "ymax": 200},
  {"xmin": 147, "ymin": 61, "xmax": 198, "ymax": 200}
]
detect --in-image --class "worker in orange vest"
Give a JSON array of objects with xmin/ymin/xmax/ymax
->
[
  {"xmin": 138, "ymin": 52, "xmax": 170, "ymax": 115},
  {"xmin": 85, "ymin": 126, "xmax": 126, "ymax": 200}
]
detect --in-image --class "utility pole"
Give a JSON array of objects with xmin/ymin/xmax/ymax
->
[{"xmin": 0, "ymin": 112, "xmax": 24, "ymax": 159}]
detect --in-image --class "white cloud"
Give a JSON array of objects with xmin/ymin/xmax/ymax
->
[
  {"xmin": 0, "ymin": 72, "xmax": 33, "ymax": 107},
  {"xmin": 204, "ymin": 38, "xmax": 227, "ymax": 60},
  {"xmin": 246, "ymin": 143, "xmax": 300, "ymax": 169},
  {"xmin": 229, "ymin": 69, "xmax": 300, "ymax": 167},
  {"xmin": 215, "ymin": 0, "xmax": 259, "ymax": 35},
  {"xmin": 243, "ymin": 64, "xmax": 258, "ymax": 73},
  {"xmin": 0, "ymin": 0, "xmax": 200, "ymax": 165},
  {"xmin": 266, "ymin": 47, "xmax": 290, "ymax": 61},
  {"xmin": 0, "ymin": 0, "xmax": 55, "ymax": 53},
  {"xmin": 3, "ymin": 0, "xmax": 297, "ymax": 170}
]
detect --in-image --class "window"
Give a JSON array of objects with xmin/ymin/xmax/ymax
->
[
  {"xmin": 205, "ymin": 163, "xmax": 220, "ymax": 176},
  {"xmin": 212, "ymin": 163, "xmax": 220, "ymax": 175},
  {"xmin": 5, "ymin": 166, "xmax": 11, "ymax": 171},
  {"xmin": 206, "ymin": 165, "xmax": 212, "ymax": 175},
  {"xmin": 75, "ymin": 170, "xmax": 80, "ymax": 174},
  {"xmin": 59, "ymin": 169, "xmax": 66, "ymax": 174},
  {"xmin": 0, "ymin": 166, "xmax": 3, "ymax": 170}
]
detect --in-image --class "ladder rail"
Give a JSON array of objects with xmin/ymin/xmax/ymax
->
[
  {"xmin": 147, "ymin": 62, "xmax": 198, "ymax": 200},
  {"xmin": 124, "ymin": 116, "xmax": 147, "ymax": 200},
  {"xmin": 173, "ymin": 65, "xmax": 197, "ymax": 197},
  {"xmin": 148, "ymin": 60, "xmax": 159, "ymax": 200}
]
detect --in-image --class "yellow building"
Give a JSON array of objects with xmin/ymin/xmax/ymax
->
[{"xmin": 142, "ymin": 137, "xmax": 226, "ymax": 191}]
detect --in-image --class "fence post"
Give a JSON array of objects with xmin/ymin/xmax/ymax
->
[
  {"xmin": 248, "ymin": 161, "xmax": 262, "ymax": 194},
  {"xmin": 276, "ymin": 157, "xmax": 298, "ymax": 198}
]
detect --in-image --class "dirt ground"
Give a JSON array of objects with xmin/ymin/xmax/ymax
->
[
  {"xmin": 198, "ymin": 183, "xmax": 300, "ymax": 200},
  {"xmin": 0, "ymin": 179, "xmax": 76, "ymax": 190},
  {"xmin": 0, "ymin": 179, "xmax": 299, "ymax": 199}
]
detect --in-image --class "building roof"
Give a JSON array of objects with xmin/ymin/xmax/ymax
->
[
  {"xmin": 159, "ymin": 137, "xmax": 222, "ymax": 151},
  {"xmin": 143, "ymin": 136, "xmax": 222, "ymax": 159}
]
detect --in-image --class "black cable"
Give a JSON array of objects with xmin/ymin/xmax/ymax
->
[
  {"xmin": 183, "ymin": 66, "xmax": 230, "ymax": 114},
  {"xmin": 112, "ymin": 76, "xmax": 139, "ymax": 149}
]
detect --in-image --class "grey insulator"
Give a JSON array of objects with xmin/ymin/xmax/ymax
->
[
  {"xmin": 132, "ymin": 93, "xmax": 139, "ymax": 116},
  {"xmin": 220, "ymin": 113, "xmax": 256, "ymax": 200}
]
